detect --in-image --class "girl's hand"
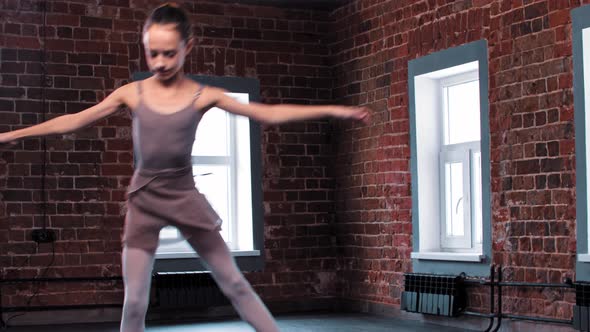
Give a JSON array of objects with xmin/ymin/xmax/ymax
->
[
  {"xmin": 0, "ymin": 132, "xmax": 18, "ymax": 148},
  {"xmin": 334, "ymin": 106, "xmax": 371, "ymax": 124}
]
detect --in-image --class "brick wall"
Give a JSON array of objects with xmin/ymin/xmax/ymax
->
[
  {"xmin": 0, "ymin": 0, "xmax": 336, "ymax": 314},
  {"xmin": 330, "ymin": 0, "xmax": 581, "ymax": 321}
]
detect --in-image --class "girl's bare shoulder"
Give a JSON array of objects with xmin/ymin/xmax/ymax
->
[
  {"xmin": 197, "ymin": 84, "xmax": 225, "ymax": 99},
  {"xmin": 194, "ymin": 83, "xmax": 225, "ymax": 109},
  {"xmin": 111, "ymin": 80, "xmax": 143, "ymax": 111}
]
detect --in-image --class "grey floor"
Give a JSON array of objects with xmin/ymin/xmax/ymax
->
[{"xmin": 4, "ymin": 313, "xmax": 474, "ymax": 331}]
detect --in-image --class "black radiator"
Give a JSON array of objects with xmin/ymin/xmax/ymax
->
[
  {"xmin": 575, "ymin": 281, "xmax": 590, "ymax": 331},
  {"xmin": 401, "ymin": 273, "xmax": 466, "ymax": 317},
  {"xmin": 152, "ymin": 272, "xmax": 230, "ymax": 309}
]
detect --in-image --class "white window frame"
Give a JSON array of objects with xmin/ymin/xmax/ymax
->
[
  {"xmin": 440, "ymin": 145, "xmax": 471, "ymax": 249},
  {"xmin": 411, "ymin": 61, "xmax": 485, "ymax": 261},
  {"xmin": 155, "ymin": 93, "xmax": 257, "ymax": 259},
  {"xmin": 573, "ymin": 5, "xmax": 590, "ymax": 280},
  {"xmin": 438, "ymin": 72, "xmax": 481, "ymax": 251},
  {"xmin": 409, "ymin": 41, "xmax": 490, "ymax": 275},
  {"xmin": 584, "ymin": 27, "xmax": 590, "ymax": 253}
]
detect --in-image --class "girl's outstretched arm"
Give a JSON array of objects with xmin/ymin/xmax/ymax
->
[
  {"xmin": 0, "ymin": 83, "xmax": 133, "ymax": 144},
  {"xmin": 204, "ymin": 87, "xmax": 370, "ymax": 125}
]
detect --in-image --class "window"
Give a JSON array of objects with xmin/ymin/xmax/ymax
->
[
  {"xmin": 131, "ymin": 73, "xmax": 264, "ymax": 272},
  {"xmin": 573, "ymin": 5, "xmax": 590, "ymax": 280},
  {"xmin": 409, "ymin": 40, "xmax": 491, "ymax": 276},
  {"xmin": 157, "ymin": 93, "xmax": 255, "ymax": 256},
  {"xmin": 439, "ymin": 72, "xmax": 482, "ymax": 250}
]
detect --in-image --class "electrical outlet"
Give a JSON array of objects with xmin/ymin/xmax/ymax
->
[{"xmin": 32, "ymin": 229, "xmax": 56, "ymax": 243}]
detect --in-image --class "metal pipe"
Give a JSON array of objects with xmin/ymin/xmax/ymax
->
[
  {"xmin": 463, "ymin": 279, "xmax": 491, "ymax": 286},
  {"xmin": 461, "ymin": 265, "xmax": 575, "ymax": 331},
  {"xmin": 463, "ymin": 310, "xmax": 496, "ymax": 318},
  {"xmin": 501, "ymin": 313, "xmax": 572, "ymax": 325},
  {"xmin": 492, "ymin": 265, "xmax": 503, "ymax": 332},
  {"xmin": 0, "ymin": 276, "xmax": 123, "ymax": 327},
  {"xmin": 496, "ymin": 282, "xmax": 573, "ymax": 288},
  {"xmin": 463, "ymin": 280, "xmax": 573, "ymax": 288},
  {"xmin": 0, "ymin": 282, "xmax": 5, "ymax": 328},
  {"xmin": 2, "ymin": 304, "xmax": 123, "ymax": 313},
  {"xmin": 484, "ymin": 264, "xmax": 496, "ymax": 332},
  {"xmin": 0, "ymin": 276, "xmax": 123, "ymax": 284}
]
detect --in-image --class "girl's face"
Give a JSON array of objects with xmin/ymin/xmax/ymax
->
[{"xmin": 143, "ymin": 24, "xmax": 193, "ymax": 81}]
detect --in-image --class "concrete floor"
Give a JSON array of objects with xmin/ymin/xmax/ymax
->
[{"xmin": 4, "ymin": 313, "xmax": 474, "ymax": 331}]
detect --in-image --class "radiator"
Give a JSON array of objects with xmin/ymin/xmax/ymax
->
[
  {"xmin": 152, "ymin": 272, "xmax": 230, "ymax": 308},
  {"xmin": 401, "ymin": 273, "xmax": 465, "ymax": 317},
  {"xmin": 575, "ymin": 282, "xmax": 590, "ymax": 331}
]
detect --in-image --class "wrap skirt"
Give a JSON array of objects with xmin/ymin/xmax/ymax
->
[{"xmin": 123, "ymin": 165, "xmax": 222, "ymax": 251}]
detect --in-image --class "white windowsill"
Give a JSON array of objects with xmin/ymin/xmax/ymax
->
[
  {"xmin": 578, "ymin": 254, "xmax": 590, "ymax": 262},
  {"xmin": 411, "ymin": 251, "xmax": 485, "ymax": 262},
  {"xmin": 156, "ymin": 250, "xmax": 260, "ymax": 260}
]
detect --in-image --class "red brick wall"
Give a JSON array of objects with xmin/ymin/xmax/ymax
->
[
  {"xmin": 330, "ymin": 0, "xmax": 582, "ymax": 320},
  {"xmin": 0, "ymin": 0, "xmax": 336, "ymax": 312}
]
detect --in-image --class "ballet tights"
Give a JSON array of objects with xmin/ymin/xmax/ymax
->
[{"xmin": 120, "ymin": 229, "xmax": 279, "ymax": 332}]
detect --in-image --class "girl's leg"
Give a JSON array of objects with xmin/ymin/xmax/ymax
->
[
  {"xmin": 120, "ymin": 246, "xmax": 157, "ymax": 332},
  {"xmin": 186, "ymin": 230, "xmax": 279, "ymax": 332}
]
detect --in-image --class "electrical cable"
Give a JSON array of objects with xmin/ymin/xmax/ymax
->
[
  {"xmin": 2, "ymin": 1, "xmax": 55, "ymax": 327},
  {"xmin": 4, "ymin": 242, "xmax": 55, "ymax": 327}
]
